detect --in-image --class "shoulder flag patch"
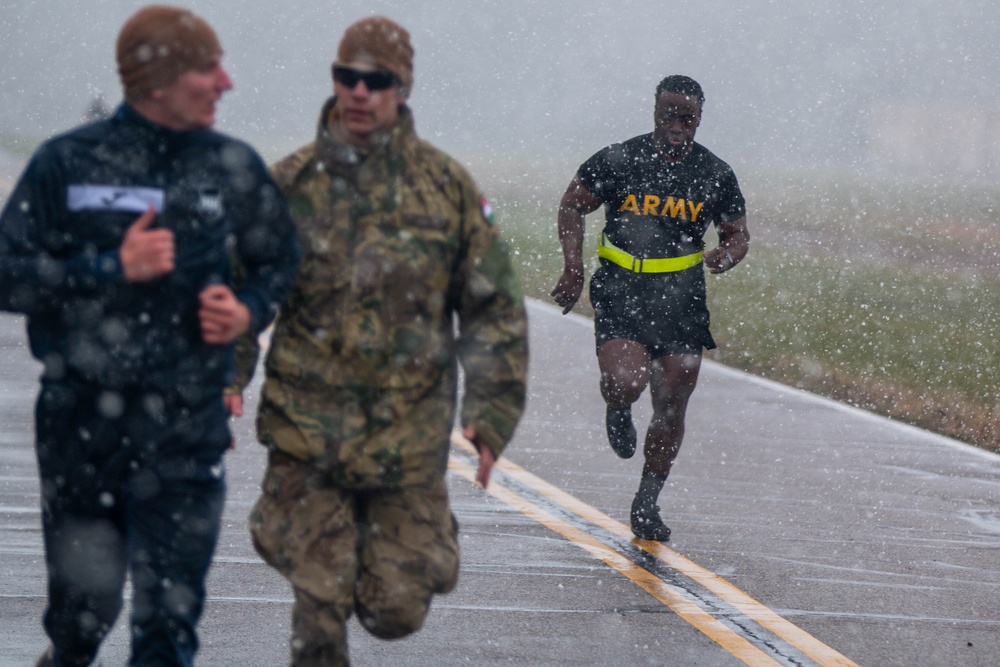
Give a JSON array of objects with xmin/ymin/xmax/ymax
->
[{"xmin": 480, "ymin": 195, "xmax": 495, "ymax": 224}]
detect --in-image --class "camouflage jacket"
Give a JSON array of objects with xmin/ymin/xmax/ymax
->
[{"xmin": 236, "ymin": 99, "xmax": 528, "ymax": 489}]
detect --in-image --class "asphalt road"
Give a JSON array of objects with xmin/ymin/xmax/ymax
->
[{"xmin": 2, "ymin": 300, "xmax": 999, "ymax": 666}]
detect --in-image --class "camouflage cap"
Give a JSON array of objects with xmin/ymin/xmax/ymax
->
[
  {"xmin": 334, "ymin": 16, "xmax": 414, "ymax": 93},
  {"xmin": 117, "ymin": 5, "xmax": 221, "ymax": 102}
]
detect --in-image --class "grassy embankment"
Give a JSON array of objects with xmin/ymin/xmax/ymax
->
[{"xmin": 484, "ymin": 163, "xmax": 1000, "ymax": 453}]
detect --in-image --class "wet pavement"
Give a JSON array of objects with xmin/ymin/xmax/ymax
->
[{"xmin": 2, "ymin": 300, "xmax": 999, "ymax": 666}]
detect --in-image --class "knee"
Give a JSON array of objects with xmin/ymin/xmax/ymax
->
[
  {"xmin": 598, "ymin": 342, "xmax": 651, "ymax": 403},
  {"xmin": 651, "ymin": 391, "xmax": 695, "ymax": 424},
  {"xmin": 355, "ymin": 583, "xmax": 431, "ymax": 639},
  {"xmin": 601, "ymin": 367, "xmax": 647, "ymax": 403},
  {"xmin": 357, "ymin": 602, "xmax": 429, "ymax": 639}
]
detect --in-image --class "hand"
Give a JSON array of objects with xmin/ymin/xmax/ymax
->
[
  {"xmin": 223, "ymin": 392, "xmax": 244, "ymax": 417},
  {"xmin": 550, "ymin": 267, "xmax": 584, "ymax": 314},
  {"xmin": 706, "ymin": 247, "xmax": 735, "ymax": 275},
  {"xmin": 708, "ymin": 218, "xmax": 749, "ymax": 275},
  {"xmin": 464, "ymin": 427, "xmax": 496, "ymax": 489},
  {"xmin": 120, "ymin": 206, "xmax": 175, "ymax": 282},
  {"xmin": 199, "ymin": 284, "xmax": 251, "ymax": 345}
]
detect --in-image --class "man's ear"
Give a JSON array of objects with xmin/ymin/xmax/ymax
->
[{"xmin": 145, "ymin": 87, "xmax": 167, "ymax": 103}]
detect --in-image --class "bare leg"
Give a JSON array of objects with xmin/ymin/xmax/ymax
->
[
  {"xmin": 631, "ymin": 353, "xmax": 701, "ymax": 541},
  {"xmin": 598, "ymin": 339, "xmax": 651, "ymax": 405},
  {"xmin": 644, "ymin": 353, "xmax": 701, "ymax": 476},
  {"xmin": 597, "ymin": 340, "xmax": 651, "ymax": 458}
]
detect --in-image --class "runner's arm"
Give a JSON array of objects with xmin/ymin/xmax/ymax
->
[
  {"xmin": 706, "ymin": 216, "xmax": 749, "ymax": 274},
  {"xmin": 551, "ymin": 176, "xmax": 603, "ymax": 313}
]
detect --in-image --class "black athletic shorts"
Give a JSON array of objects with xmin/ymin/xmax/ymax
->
[{"xmin": 590, "ymin": 262, "xmax": 716, "ymax": 358}]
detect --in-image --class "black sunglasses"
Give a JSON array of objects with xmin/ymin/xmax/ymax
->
[{"xmin": 332, "ymin": 65, "xmax": 399, "ymax": 91}]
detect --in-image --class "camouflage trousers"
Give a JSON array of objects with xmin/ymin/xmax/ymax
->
[{"xmin": 250, "ymin": 449, "xmax": 459, "ymax": 667}]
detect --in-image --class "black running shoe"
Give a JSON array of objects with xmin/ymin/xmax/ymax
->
[
  {"xmin": 606, "ymin": 405, "xmax": 636, "ymax": 459},
  {"xmin": 630, "ymin": 495, "xmax": 671, "ymax": 541}
]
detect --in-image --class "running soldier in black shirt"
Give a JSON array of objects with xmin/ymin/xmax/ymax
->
[{"xmin": 551, "ymin": 75, "xmax": 749, "ymax": 541}]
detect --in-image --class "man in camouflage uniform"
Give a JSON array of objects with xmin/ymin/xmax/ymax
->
[{"xmin": 227, "ymin": 16, "xmax": 528, "ymax": 667}]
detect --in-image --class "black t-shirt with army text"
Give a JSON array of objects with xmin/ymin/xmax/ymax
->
[{"xmin": 577, "ymin": 134, "xmax": 746, "ymax": 259}]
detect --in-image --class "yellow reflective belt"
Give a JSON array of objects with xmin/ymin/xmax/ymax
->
[{"xmin": 597, "ymin": 232, "xmax": 704, "ymax": 273}]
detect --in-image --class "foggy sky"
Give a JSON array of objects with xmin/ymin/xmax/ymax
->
[{"xmin": 2, "ymin": 0, "xmax": 999, "ymax": 175}]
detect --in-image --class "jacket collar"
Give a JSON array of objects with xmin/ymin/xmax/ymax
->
[
  {"xmin": 114, "ymin": 102, "xmax": 210, "ymax": 148},
  {"xmin": 313, "ymin": 96, "xmax": 417, "ymax": 174}
]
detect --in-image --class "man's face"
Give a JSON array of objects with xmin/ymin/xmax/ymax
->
[
  {"xmin": 332, "ymin": 62, "xmax": 406, "ymax": 144},
  {"xmin": 653, "ymin": 91, "xmax": 702, "ymax": 160},
  {"xmin": 149, "ymin": 54, "xmax": 233, "ymax": 131}
]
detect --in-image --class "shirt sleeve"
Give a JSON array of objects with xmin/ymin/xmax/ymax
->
[
  {"xmin": 0, "ymin": 148, "xmax": 127, "ymax": 316},
  {"xmin": 576, "ymin": 145, "xmax": 613, "ymax": 200},
  {"xmin": 452, "ymin": 178, "xmax": 529, "ymax": 458},
  {"xmin": 228, "ymin": 147, "xmax": 301, "ymax": 335},
  {"xmin": 714, "ymin": 164, "xmax": 747, "ymax": 223}
]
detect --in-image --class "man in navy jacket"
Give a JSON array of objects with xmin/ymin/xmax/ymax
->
[{"xmin": 0, "ymin": 6, "xmax": 300, "ymax": 666}]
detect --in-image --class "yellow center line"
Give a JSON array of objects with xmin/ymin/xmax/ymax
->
[
  {"xmin": 448, "ymin": 456, "xmax": 783, "ymax": 667},
  {"xmin": 451, "ymin": 432, "xmax": 859, "ymax": 667}
]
